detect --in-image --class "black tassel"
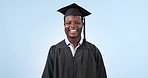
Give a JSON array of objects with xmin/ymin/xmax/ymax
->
[{"xmin": 83, "ymin": 18, "xmax": 86, "ymax": 42}]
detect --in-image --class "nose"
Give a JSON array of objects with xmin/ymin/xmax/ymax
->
[{"xmin": 70, "ymin": 23, "xmax": 76, "ymax": 28}]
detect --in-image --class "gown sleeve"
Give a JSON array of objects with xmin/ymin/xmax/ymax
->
[
  {"xmin": 94, "ymin": 46, "xmax": 107, "ymax": 78},
  {"xmin": 42, "ymin": 46, "xmax": 55, "ymax": 78}
]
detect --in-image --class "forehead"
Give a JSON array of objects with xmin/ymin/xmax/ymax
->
[{"xmin": 65, "ymin": 15, "xmax": 82, "ymax": 20}]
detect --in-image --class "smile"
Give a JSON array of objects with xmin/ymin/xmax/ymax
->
[
  {"xmin": 70, "ymin": 30, "xmax": 77, "ymax": 32},
  {"xmin": 69, "ymin": 29, "xmax": 78, "ymax": 33}
]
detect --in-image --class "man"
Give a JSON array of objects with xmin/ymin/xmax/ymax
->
[{"xmin": 42, "ymin": 3, "xmax": 107, "ymax": 78}]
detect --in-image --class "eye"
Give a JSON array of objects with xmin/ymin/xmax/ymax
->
[
  {"xmin": 76, "ymin": 22, "xmax": 81, "ymax": 25},
  {"xmin": 65, "ymin": 22, "xmax": 71, "ymax": 25}
]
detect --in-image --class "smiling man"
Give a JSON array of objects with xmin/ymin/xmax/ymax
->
[{"xmin": 42, "ymin": 3, "xmax": 107, "ymax": 78}]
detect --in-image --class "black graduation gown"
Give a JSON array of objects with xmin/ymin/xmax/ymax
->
[{"xmin": 42, "ymin": 40, "xmax": 107, "ymax": 78}]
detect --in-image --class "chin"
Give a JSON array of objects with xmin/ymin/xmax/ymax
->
[{"xmin": 68, "ymin": 35, "xmax": 80, "ymax": 39}]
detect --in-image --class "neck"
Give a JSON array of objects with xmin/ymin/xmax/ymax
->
[{"xmin": 67, "ymin": 36, "xmax": 81, "ymax": 48}]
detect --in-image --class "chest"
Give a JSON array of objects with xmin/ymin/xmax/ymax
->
[{"xmin": 54, "ymin": 48, "xmax": 96, "ymax": 68}]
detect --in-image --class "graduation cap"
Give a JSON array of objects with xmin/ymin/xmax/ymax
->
[{"xmin": 57, "ymin": 3, "xmax": 91, "ymax": 42}]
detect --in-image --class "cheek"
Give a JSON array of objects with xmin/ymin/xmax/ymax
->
[
  {"xmin": 79, "ymin": 27, "xmax": 83, "ymax": 32},
  {"xmin": 64, "ymin": 26, "xmax": 68, "ymax": 32},
  {"xmin": 78, "ymin": 26, "xmax": 83, "ymax": 31}
]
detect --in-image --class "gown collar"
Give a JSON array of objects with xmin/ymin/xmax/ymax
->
[
  {"xmin": 56, "ymin": 39, "xmax": 91, "ymax": 50},
  {"xmin": 65, "ymin": 38, "xmax": 83, "ymax": 46}
]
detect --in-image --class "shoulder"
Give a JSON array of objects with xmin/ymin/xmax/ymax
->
[
  {"xmin": 48, "ymin": 40, "xmax": 66, "ymax": 56},
  {"xmin": 85, "ymin": 41, "xmax": 99, "ymax": 50},
  {"xmin": 85, "ymin": 41, "xmax": 102, "ymax": 56},
  {"xmin": 50, "ymin": 40, "xmax": 67, "ymax": 50}
]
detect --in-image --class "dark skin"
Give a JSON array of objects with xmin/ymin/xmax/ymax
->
[{"xmin": 64, "ymin": 15, "xmax": 83, "ymax": 48}]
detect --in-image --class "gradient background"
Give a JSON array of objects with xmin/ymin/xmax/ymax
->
[{"xmin": 0, "ymin": 0, "xmax": 148, "ymax": 78}]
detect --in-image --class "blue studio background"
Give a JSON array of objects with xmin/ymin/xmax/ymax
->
[{"xmin": 0, "ymin": 0, "xmax": 148, "ymax": 78}]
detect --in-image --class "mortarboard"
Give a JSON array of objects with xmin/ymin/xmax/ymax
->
[{"xmin": 57, "ymin": 3, "xmax": 91, "ymax": 41}]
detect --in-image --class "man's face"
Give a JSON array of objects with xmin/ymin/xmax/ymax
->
[{"xmin": 64, "ymin": 15, "xmax": 83, "ymax": 39}]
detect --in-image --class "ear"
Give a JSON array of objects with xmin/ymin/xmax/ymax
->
[
  {"xmin": 63, "ymin": 16, "xmax": 66, "ymax": 26},
  {"xmin": 82, "ymin": 22, "xmax": 84, "ymax": 26},
  {"xmin": 64, "ymin": 23, "xmax": 66, "ymax": 27}
]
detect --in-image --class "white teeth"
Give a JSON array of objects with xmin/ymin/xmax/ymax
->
[{"xmin": 70, "ymin": 30, "xmax": 77, "ymax": 32}]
